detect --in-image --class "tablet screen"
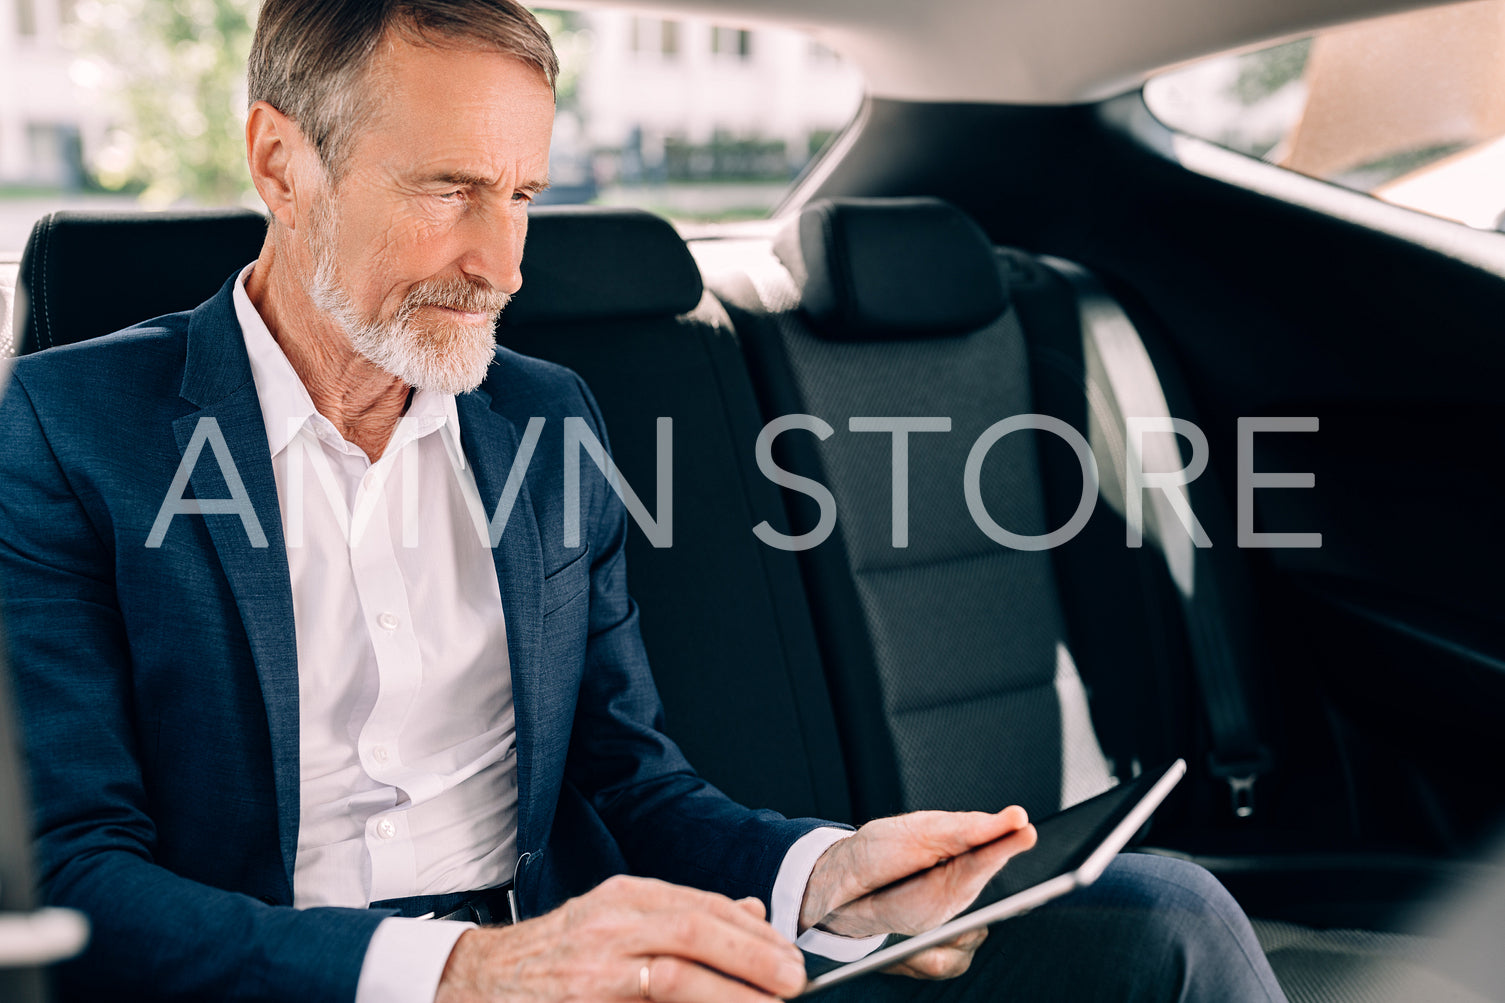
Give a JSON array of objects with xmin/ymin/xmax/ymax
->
[
  {"xmin": 975, "ymin": 767, "xmax": 1164, "ymax": 899},
  {"xmin": 802, "ymin": 761, "xmax": 1183, "ymax": 986}
]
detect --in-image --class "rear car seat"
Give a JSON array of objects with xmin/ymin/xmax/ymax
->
[
  {"xmin": 11, "ymin": 206, "xmax": 852, "ymax": 826},
  {"xmin": 11, "ymin": 205, "xmax": 1475, "ymax": 1003},
  {"xmin": 701, "ymin": 200, "xmax": 1126, "ymax": 822},
  {"xmin": 16, "ymin": 209, "xmax": 271, "ymax": 358},
  {"xmin": 493, "ymin": 205, "xmax": 850, "ymax": 822},
  {"xmin": 694, "ymin": 196, "xmax": 1478, "ymax": 1003}
]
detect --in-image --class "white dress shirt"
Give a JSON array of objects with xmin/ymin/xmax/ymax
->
[{"xmin": 233, "ymin": 265, "xmax": 875, "ymax": 1003}]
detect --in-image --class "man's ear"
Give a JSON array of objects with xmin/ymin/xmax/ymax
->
[{"xmin": 246, "ymin": 101, "xmax": 306, "ymax": 229}]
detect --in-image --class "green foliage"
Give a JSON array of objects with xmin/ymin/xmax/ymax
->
[
  {"xmin": 1231, "ymin": 38, "xmax": 1312, "ymax": 105},
  {"xmin": 664, "ymin": 134, "xmax": 790, "ymax": 182},
  {"xmin": 530, "ymin": 8, "xmax": 585, "ymax": 112},
  {"xmin": 70, "ymin": 0, "xmax": 259, "ymax": 207},
  {"xmin": 1336, "ymin": 141, "xmax": 1471, "ymax": 190},
  {"xmin": 807, "ymin": 128, "xmax": 837, "ymax": 159},
  {"xmin": 69, "ymin": 4, "xmax": 580, "ymax": 207}
]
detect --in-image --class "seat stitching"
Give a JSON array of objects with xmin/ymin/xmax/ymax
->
[{"xmin": 40, "ymin": 213, "xmax": 54, "ymax": 349}]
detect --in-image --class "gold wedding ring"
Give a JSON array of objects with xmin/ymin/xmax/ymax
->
[{"xmin": 639, "ymin": 961, "xmax": 653, "ymax": 1000}]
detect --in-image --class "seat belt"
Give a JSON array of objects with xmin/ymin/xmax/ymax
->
[{"xmin": 1034, "ymin": 256, "xmax": 1271, "ymax": 818}]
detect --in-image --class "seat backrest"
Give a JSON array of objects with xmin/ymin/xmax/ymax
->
[
  {"xmin": 16, "ymin": 209, "xmax": 268, "ymax": 356},
  {"xmin": 703, "ymin": 199, "xmax": 1119, "ymax": 821},
  {"xmin": 11, "ymin": 206, "xmax": 853, "ymax": 824},
  {"xmin": 498, "ymin": 206, "xmax": 852, "ymax": 822}
]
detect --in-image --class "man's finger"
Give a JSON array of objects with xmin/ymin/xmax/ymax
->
[
  {"xmin": 634, "ymin": 955, "xmax": 796, "ymax": 1003},
  {"xmin": 626, "ymin": 878, "xmax": 790, "ymax": 948},
  {"xmin": 625, "ymin": 910, "xmax": 806, "ymax": 998},
  {"xmin": 941, "ymin": 824, "xmax": 1037, "ymax": 888},
  {"xmin": 662, "ymin": 883, "xmax": 781, "ymax": 938},
  {"xmin": 735, "ymin": 896, "xmax": 769, "ymax": 920},
  {"xmin": 903, "ymin": 806, "xmax": 1031, "ymax": 859},
  {"xmin": 944, "ymin": 927, "xmax": 989, "ymax": 953},
  {"xmin": 819, "ymin": 825, "xmax": 1037, "ymax": 937},
  {"xmin": 882, "ymin": 928, "xmax": 987, "ymax": 981},
  {"xmin": 882, "ymin": 944, "xmax": 978, "ymax": 981}
]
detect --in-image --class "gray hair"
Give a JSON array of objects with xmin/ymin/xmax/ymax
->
[{"xmin": 248, "ymin": 0, "xmax": 558, "ymax": 180}]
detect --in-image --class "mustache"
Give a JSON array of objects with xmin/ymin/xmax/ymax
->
[{"xmin": 401, "ymin": 276, "xmax": 511, "ymax": 317}]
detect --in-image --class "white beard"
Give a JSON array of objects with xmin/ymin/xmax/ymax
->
[{"xmin": 305, "ymin": 202, "xmax": 508, "ymax": 395}]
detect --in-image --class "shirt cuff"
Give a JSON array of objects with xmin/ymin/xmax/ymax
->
[
  {"xmin": 770, "ymin": 827, "xmax": 888, "ymax": 962},
  {"xmin": 354, "ymin": 916, "xmax": 477, "ymax": 1003}
]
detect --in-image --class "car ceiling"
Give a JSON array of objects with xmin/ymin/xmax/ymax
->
[{"xmin": 551, "ymin": 0, "xmax": 1457, "ymax": 102}]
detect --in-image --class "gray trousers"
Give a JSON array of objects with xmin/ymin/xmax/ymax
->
[{"xmin": 822, "ymin": 853, "xmax": 1288, "ymax": 1003}]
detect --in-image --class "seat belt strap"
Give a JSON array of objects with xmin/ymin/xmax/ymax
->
[{"xmin": 1036, "ymin": 257, "xmax": 1271, "ymax": 817}]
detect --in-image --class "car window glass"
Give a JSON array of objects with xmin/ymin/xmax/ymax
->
[
  {"xmin": 0, "ymin": 2, "xmax": 865, "ymax": 255},
  {"xmin": 1145, "ymin": 0, "xmax": 1505, "ymax": 231}
]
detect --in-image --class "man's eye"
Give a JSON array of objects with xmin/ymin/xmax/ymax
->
[
  {"xmin": 512, "ymin": 190, "xmax": 533, "ymax": 203},
  {"xmin": 436, "ymin": 190, "xmax": 466, "ymax": 202}
]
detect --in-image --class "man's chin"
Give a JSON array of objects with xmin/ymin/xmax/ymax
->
[
  {"xmin": 357, "ymin": 320, "xmax": 498, "ymax": 395},
  {"xmin": 392, "ymin": 348, "xmax": 496, "ymax": 395}
]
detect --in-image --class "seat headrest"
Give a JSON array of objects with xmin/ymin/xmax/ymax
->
[
  {"xmin": 773, "ymin": 197, "xmax": 1009, "ymax": 340},
  {"xmin": 501, "ymin": 206, "xmax": 704, "ymax": 326},
  {"xmin": 14, "ymin": 205, "xmax": 703, "ymax": 354},
  {"xmin": 17, "ymin": 209, "xmax": 269, "ymax": 355}
]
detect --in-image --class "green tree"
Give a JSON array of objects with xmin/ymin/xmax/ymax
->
[
  {"xmin": 70, "ymin": 3, "xmax": 583, "ymax": 207},
  {"xmin": 531, "ymin": 8, "xmax": 586, "ymax": 114},
  {"xmin": 70, "ymin": 0, "xmax": 259, "ymax": 206}
]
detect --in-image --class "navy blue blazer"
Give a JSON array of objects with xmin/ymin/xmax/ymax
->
[{"xmin": 0, "ymin": 275, "xmax": 828, "ymax": 1002}]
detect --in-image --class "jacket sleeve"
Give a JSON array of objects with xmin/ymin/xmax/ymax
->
[
  {"xmin": 0, "ymin": 372, "xmax": 387, "ymax": 1003},
  {"xmin": 558, "ymin": 373, "xmax": 835, "ymax": 909}
]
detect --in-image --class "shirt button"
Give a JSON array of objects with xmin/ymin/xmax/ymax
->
[
  {"xmin": 371, "ymin": 744, "xmax": 390, "ymax": 764},
  {"xmin": 377, "ymin": 612, "xmax": 399, "ymax": 631},
  {"xmin": 376, "ymin": 818, "xmax": 396, "ymax": 840}
]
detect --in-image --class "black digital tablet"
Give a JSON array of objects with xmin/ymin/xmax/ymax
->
[{"xmin": 799, "ymin": 758, "xmax": 1187, "ymax": 995}]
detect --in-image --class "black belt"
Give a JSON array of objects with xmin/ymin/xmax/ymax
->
[{"xmin": 370, "ymin": 883, "xmax": 516, "ymax": 925}]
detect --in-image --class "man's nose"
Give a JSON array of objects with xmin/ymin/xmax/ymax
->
[{"xmin": 456, "ymin": 207, "xmax": 526, "ymax": 296}]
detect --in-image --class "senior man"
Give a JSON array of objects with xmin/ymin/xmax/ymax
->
[{"xmin": 0, "ymin": 1, "xmax": 1286, "ymax": 1001}]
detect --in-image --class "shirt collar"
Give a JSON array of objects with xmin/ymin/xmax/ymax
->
[{"xmin": 233, "ymin": 263, "xmax": 463, "ymax": 463}]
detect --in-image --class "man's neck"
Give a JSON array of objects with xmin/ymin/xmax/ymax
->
[{"xmin": 244, "ymin": 237, "xmax": 410, "ymax": 462}]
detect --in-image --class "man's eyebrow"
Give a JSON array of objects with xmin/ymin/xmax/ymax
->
[
  {"xmin": 423, "ymin": 170, "xmax": 497, "ymax": 189},
  {"xmin": 421, "ymin": 171, "xmax": 551, "ymax": 193}
]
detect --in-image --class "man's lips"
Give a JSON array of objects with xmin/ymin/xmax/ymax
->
[{"xmin": 422, "ymin": 304, "xmax": 496, "ymax": 323}]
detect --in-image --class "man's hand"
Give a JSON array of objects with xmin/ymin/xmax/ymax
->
[
  {"xmin": 434, "ymin": 874, "xmax": 808, "ymax": 1003},
  {"xmin": 799, "ymin": 807, "xmax": 1037, "ymax": 980}
]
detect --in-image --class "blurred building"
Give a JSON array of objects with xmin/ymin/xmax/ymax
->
[
  {"xmin": 0, "ymin": 4, "xmax": 863, "ymax": 197},
  {"xmin": 571, "ymin": 12, "xmax": 863, "ymax": 184},
  {"xmin": 0, "ymin": 0, "xmax": 108, "ymax": 189}
]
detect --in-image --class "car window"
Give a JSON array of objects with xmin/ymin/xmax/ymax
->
[
  {"xmin": 0, "ymin": 2, "xmax": 864, "ymax": 256},
  {"xmin": 1144, "ymin": 0, "xmax": 1505, "ymax": 231}
]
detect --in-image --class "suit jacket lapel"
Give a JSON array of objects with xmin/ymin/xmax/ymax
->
[
  {"xmin": 456, "ymin": 387, "xmax": 546, "ymax": 856},
  {"xmin": 174, "ymin": 277, "xmax": 302, "ymax": 892}
]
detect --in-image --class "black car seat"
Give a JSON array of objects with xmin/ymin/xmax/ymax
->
[
  {"xmin": 702, "ymin": 200, "xmax": 1168, "ymax": 822},
  {"xmin": 493, "ymin": 205, "xmax": 851, "ymax": 822},
  {"xmin": 695, "ymin": 196, "xmax": 1477, "ymax": 1003},
  {"xmin": 10, "ymin": 205, "xmax": 1473, "ymax": 1003},
  {"xmin": 9, "ymin": 206, "xmax": 851, "ymax": 825}
]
